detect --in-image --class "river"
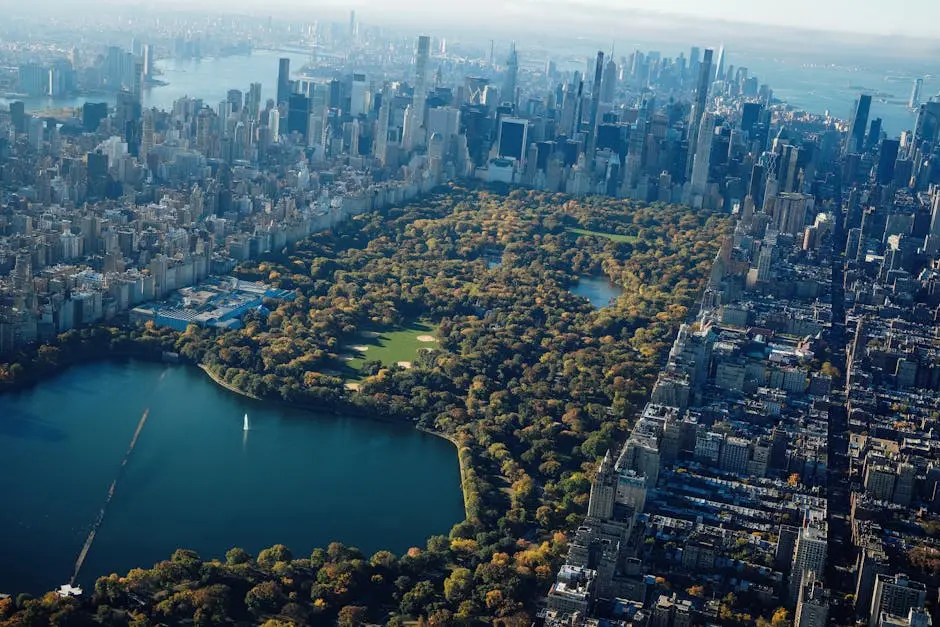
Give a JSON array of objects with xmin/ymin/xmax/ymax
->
[
  {"xmin": 0, "ymin": 48, "xmax": 926, "ymax": 136},
  {"xmin": 0, "ymin": 50, "xmax": 312, "ymax": 114},
  {"xmin": 0, "ymin": 360, "xmax": 464, "ymax": 595}
]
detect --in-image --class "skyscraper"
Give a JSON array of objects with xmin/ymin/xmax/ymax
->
[
  {"xmin": 877, "ymin": 139, "xmax": 900, "ymax": 185},
  {"xmin": 586, "ymin": 51, "xmax": 605, "ymax": 157},
  {"xmin": 287, "ymin": 93, "xmax": 310, "ymax": 139},
  {"xmin": 496, "ymin": 117, "xmax": 529, "ymax": 163},
  {"xmin": 586, "ymin": 451, "xmax": 616, "ymax": 520},
  {"xmin": 867, "ymin": 117, "xmax": 883, "ymax": 152},
  {"xmin": 276, "ymin": 58, "xmax": 291, "ymax": 106},
  {"xmin": 690, "ymin": 111, "xmax": 715, "ymax": 197},
  {"xmin": 403, "ymin": 35, "xmax": 430, "ymax": 150},
  {"xmin": 686, "ymin": 48, "xmax": 714, "ymax": 179},
  {"xmin": 247, "ymin": 83, "xmax": 262, "ymax": 120},
  {"xmin": 714, "ymin": 45, "xmax": 725, "ymax": 81},
  {"xmin": 374, "ymin": 83, "xmax": 391, "ymax": 166},
  {"xmin": 349, "ymin": 74, "xmax": 366, "ymax": 117},
  {"xmin": 601, "ymin": 57, "xmax": 618, "ymax": 104},
  {"xmin": 846, "ymin": 94, "xmax": 872, "ymax": 155},
  {"xmin": 914, "ymin": 101, "xmax": 940, "ymax": 145},
  {"xmin": 689, "ymin": 46, "xmax": 701, "ymax": 79},
  {"xmin": 503, "ymin": 43, "xmax": 519, "ymax": 108}
]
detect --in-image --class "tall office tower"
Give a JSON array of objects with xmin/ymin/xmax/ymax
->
[
  {"xmin": 195, "ymin": 108, "xmax": 213, "ymax": 155},
  {"xmin": 909, "ymin": 78, "xmax": 923, "ymax": 109},
  {"xmin": 349, "ymin": 10, "xmax": 356, "ymax": 40},
  {"xmin": 869, "ymin": 575, "xmax": 927, "ymax": 627},
  {"xmin": 374, "ymin": 83, "xmax": 391, "ymax": 165},
  {"xmin": 218, "ymin": 100, "xmax": 232, "ymax": 136},
  {"xmin": 403, "ymin": 35, "xmax": 430, "ymax": 150},
  {"xmin": 586, "ymin": 451, "xmax": 616, "ymax": 519},
  {"xmin": 276, "ymin": 58, "xmax": 291, "ymax": 106},
  {"xmin": 601, "ymin": 57, "xmax": 618, "ymax": 104},
  {"xmin": 349, "ymin": 73, "xmax": 366, "ymax": 117},
  {"xmin": 572, "ymin": 80, "xmax": 585, "ymax": 136},
  {"xmin": 268, "ymin": 108, "xmax": 280, "ymax": 139},
  {"xmin": 714, "ymin": 44, "xmax": 725, "ymax": 80},
  {"xmin": 741, "ymin": 102, "xmax": 763, "ymax": 137},
  {"xmin": 227, "ymin": 89, "xmax": 243, "ymax": 114},
  {"xmin": 794, "ymin": 572, "xmax": 829, "ymax": 627},
  {"xmin": 846, "ymin": 94, "xmax": 872, "ymax": 155},
  {"xmin": 622, "ymin": 102, "xmax": 648, "ymax": 192},
  {"xmin": 503, "ymin": 42, "xmax": 519, "ymax": 108},
  {"xmin": 686, "ymin": 48, "xmax": 714, "ymax": 179},
  {"xmin": 140, "ymin": 109, "xmax": 154, "ymax": 164},
  {"xmin": 247, "ymin": 83, "xmax": 262, "ymax": 120},
  {"xmin": 877, "ymin": 139, "xmax": 900, "ymax": 184},
  {"xmin": 690, "ymin": 111, "xmax": 715, "ymax": 197},
  {"xmin": 689, "ymin": 46, "xmax": 701, "ymax": 79},
  {"xmin": 496, "ymin": 117, "xmax": 529, "ymax": 162},
  {"xmin": 867, "ymin": 117, "xmax": 883, "ymax": 151},
  {"xmin": 914, "ymin": 101, "xmax": 940, "ymax": 145},
  {"xmin": 559, "ymin": 79, "xmax": 580, "ymax": 137},
  {"xmin": 586, "ymin": 51, "xmax": 605, "ymax": 157},
  {"xmin": 287, "ymin": 93, "xmax": 310, "ymax": 139},
  {"xmin": 788, "ymin": 510, "xmax": 827, "ymax": 607},
  {"xmin": 9, "ymin": 101, "xmax": 26, "ymax": 133}
]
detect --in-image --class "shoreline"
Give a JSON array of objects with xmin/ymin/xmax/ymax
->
[
  {"xmin": 417, "ymin": 426, "xmax": 472, "ymax": 520},
  {"xmin": 198, "ymin": 363, "xmax": 473, "ymax": 520}
]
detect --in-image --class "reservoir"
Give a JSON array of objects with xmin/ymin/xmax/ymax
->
[
  {"xmin": 571, "ymin": 276, "xmax": 624, "ymax": 309},
  {"xmin": 0, "ymin": 360, "xmax": 464, "ymax": 595}
]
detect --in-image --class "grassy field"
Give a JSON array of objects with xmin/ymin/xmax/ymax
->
[
  {"xmin": 567, "ymin": 227, "xmax": 638, "ymax": 244},
  {"xmin": 340, "ymin": 322, "xmax": 439, "ymax": 375}
]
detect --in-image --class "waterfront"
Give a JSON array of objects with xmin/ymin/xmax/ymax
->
[
  {"xmin": 0, "ymin": 50, "xmax": 312, "ymax": 114},
  {"xmin": 0, "ymin": 360, "xmax": 464, "ymax": 595},
  {"xmin": 0, "ymin": 47, "xmax": 929, "ymax": 136}
]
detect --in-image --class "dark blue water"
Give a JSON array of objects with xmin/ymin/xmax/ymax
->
[
  {"xmin": 0, "ymin": 361, "xmax": 463, "ymax": 595},
  {"xmin": 571, "ymin": 276, "xmax": 624, "ymax": 308}
]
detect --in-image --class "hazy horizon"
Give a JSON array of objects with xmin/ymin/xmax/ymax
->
[{"xmin": 3, "ymin": 0, "xmax": 938, "ymax": 42}]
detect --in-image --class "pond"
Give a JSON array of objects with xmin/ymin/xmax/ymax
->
[{"xmin": 570, "ymin": 276, "xmax": 625, "ymax": 309}]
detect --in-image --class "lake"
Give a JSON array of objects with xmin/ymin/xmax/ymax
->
[
  {"xmin": 0, "ymin": 360, "xmax": 464, "ymax": 595},
  {"xmin": 571, "ymin": 276, "xmax": 624, "ymax": 309}
]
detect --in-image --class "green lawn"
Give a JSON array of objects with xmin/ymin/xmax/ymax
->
[
  {"xmin": 566, "ymin": 227, "xmax": 638, "ymax": 244},
  {"xmin": 339, "ymin": 322, "xmax": 439, "ymax": 376}
]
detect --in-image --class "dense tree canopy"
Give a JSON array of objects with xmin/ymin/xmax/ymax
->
[{"xmin": 0, "ymin": 184, "xmax": 728, "ymax": 625}]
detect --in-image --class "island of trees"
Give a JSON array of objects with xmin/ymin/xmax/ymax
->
[{"xmin": 0, "ymin": 183, "xmax": 730, "ymax": 626}]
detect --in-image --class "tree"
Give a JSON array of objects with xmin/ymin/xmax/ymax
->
[
  {"xmin": 338, "ymin": 605, "xmax": 368, "ymax": 627},
  {"xmin": 771, "ymin": 607, "xmax": 789, "ymax": 627},
  {"xmin": 257, "ymin": 544, "xmax": 293, "ymax": 569},
  {"xmin": 225, "ymin": 547, "xmax": 250, "ymax": 565},
  {"xmin": 443, "ymin": 568, "xmax": 473, "ymax": 604},
  {"xmin": 245, "ymin": 581, "xmax": 284, "ymax": 616},
  {"xmin": 400, "ymin": 581, "xmax": 436, "ymax": 617}
]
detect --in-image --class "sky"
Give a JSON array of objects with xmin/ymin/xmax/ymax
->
[
  {"xmin": 10, "ymin": 0, "xmax": 939, "ymax": 40},
  {"xmin": 165, "ymin": 0, "xmax": 940, "ymax": 39}
]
